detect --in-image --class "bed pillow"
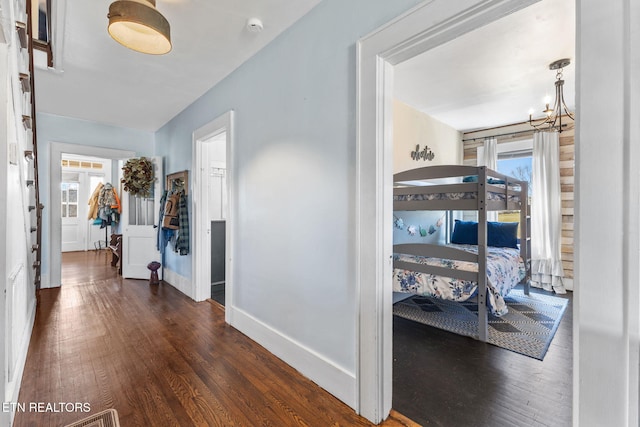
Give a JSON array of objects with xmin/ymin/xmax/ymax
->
[
  {"xmin": 451, "ymin": 220, "xmax": 519, "ymax": 248},
  {"xmin": 451, "ymin": 220, "xmax": 478, "ymax": 245},
  {"xmin": 463, "ymin": 175, "xmax": 506, "ymax": 185},
  {"xmin": 487, "ymin": 178, "xmax": 506, "ymax": 185},
  {"xmin": 488, "ymin": 221, "xmax": 519, "ymax": 248}
]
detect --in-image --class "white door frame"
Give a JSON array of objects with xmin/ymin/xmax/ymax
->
[
  {"xmin": 355, "ymin": 0, "xmax": 538, "ymax": 421},
  {"xmin": 49, "ymin": 142, "xmax": 135, "ymax": 287},
  {"xmin": 192, "ymin": 111, "xmax": 235, "ymax": 321},
  {"xmin": 60, "ymin": 154, "xmax": 112, "ymax": 251}
]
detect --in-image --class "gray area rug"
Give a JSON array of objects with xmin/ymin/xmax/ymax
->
[{"xmin": 393, "ymin": 289, "xmax": 568, "ymax": 360}]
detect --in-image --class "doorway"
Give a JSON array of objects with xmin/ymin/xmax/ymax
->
[
  {"xmin": 49, "ymin": 143, "xmax": 136, "ymax": 288},
  {"xmin": 356, "ymin": 0, "xmax": 551, "ymax": 422},
  {"xmin": 205, "ymin": 132, "xmax": 228, "ymax": 305},
  {"xmin": 192, "ymin": 111, "xmax": 235, "ymax": 319},
  {"xmin": 60, "ymin": 155, "xmax": 112, "ymax": 253},
  {"xmin": 387, "ymin": 1, "xmax": 574, "ymax": 419}
]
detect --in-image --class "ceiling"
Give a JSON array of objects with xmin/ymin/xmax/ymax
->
[
  {"xmin": 34, "ymin": 0, "xmax": 322, "ymax": 132},
  {"xmin": 393, "ymin": 0, "xmax": 575, "ymax": 132},
  {"xmin": 34, "ymin": 0, "xmax": 574, "ymax": 134}
]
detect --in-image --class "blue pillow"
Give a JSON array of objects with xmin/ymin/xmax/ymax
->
[
  {"xmin": 463, "ymin": 176, "xmax": 506, "ymax": 185},
  {"xmin": 487, "ymin": 178, "xmax": 506, "ymax": 185},
  {"xmin": 451, "ymin": 220, "xmax": 519, "ymax": 248},
  {"xmin": 451, "ymin": 220, "xmax": 478, "ymax": 245},
  {"xmin": 488, "ymin": 221, "xmax": 519, "ymax": 248}
]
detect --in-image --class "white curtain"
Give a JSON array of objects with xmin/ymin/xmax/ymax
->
[
  {"xmin": 531, "ymin": 131, "xmax": 566, "ymax": 293},
  {"xmin": 482, "ymin": 137, "xmax": 497, "ymax": 170},
  {"xmin": 482, "ymin": 137, "xmax": 498, "ymax": 221}
]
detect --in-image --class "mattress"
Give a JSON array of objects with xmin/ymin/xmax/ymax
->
[
  {"xmin": 393, "ymin": 190, "xmax": 520, "ymax": 203},
  {"xmin": 392, "ymin": 244, "xmax": 525, "ymax": 316}
]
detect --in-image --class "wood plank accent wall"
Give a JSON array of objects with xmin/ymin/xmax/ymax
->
[
  {"xmin": 559, "ymin": 128, "xmax": 575, "ymax": 281},
  {"xmin": 462, "ymin": 125, "xmax": 575, "ymax": 282}
]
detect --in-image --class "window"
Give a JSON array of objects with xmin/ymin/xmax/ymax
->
[
  {"xmin": 61, "ymin": 182, "xmax": 79, "ymax": 218},
  {"xmin": 497, "ymin": 150, "xmax": 532, "ymax": 237},
  {"xmin": 61, "ymin": 159, "xmax": 104, "ymax": 170}
]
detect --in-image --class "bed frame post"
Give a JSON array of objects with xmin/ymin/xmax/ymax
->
[{"xmin": 477, "ymin": 167, "xmax": 488, "ymax": 342}]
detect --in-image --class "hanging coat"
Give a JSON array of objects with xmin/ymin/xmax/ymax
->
[
  {"xmin": 162, "ymin": 192, "xmax": 180, "ymax": 230},
  {"xmin": 174, "ymin": 192, "xmax": 190, "ymax": 255},
  {"xmin": 87, "ymin": 182, "xmax": 104, "ymax": 220},
  {"xmin": 98, "ymin": 183, "xmax": 118, "ymax": 209}
]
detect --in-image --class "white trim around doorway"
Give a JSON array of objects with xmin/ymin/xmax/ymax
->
[
  {"xmin": 48, "ymin": 143, "xmax": 136, "ymax": 288},
  {"xmin": 191, "ymin": 111, "xmax": 235, "ymax": 323},
  {"xmin": 355, "ymin": 0, "xmax": 538, "ymax": 422}
]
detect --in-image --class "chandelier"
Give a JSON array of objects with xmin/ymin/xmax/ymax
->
[{"xmin": 528, "ymin": 58, "xmax": 574, "ymax": 133}]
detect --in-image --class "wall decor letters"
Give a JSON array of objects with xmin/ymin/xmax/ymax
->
[{"xmin": 410, "ymin": 144, "xmax": 435, "ymax": 161}]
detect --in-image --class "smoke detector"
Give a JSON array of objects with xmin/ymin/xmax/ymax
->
[{"xmin": 247, "ymin": 18, "xmax": 263, "ymax": 33}]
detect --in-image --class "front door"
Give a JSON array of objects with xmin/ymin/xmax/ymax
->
[
  {"xmin": 61, "ymin": 173, "xmax": 83, "ymax": 252},
  {"xmin": 120, "ymin": 156, "xmax": 163, "ymax": 279}
]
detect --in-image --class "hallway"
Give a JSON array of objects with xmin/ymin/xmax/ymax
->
[{"xmin": 14, "ymin": 251, "xmax": 415, "ymax": 426}]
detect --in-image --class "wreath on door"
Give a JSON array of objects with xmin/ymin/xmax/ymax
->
[{"xmin": 121, "ymin": 157, "xmax": 155, "ymax": 197}]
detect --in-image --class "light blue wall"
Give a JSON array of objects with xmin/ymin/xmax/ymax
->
[
  {"xmin": 37, "ymin": 112, "xmax": 154, "ymax": 280},
  {"xmin": 155, "ymin": 0, "xmax": 423, "ymax": 377}
]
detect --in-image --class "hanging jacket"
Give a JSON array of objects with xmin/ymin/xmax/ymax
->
[
  {"xmin": 87, "ymin": 182, "xmax": 104, "ymax": 220},
  {"xmin": 162, "ymin": 192, "xmax": 180, "ymax": 230},
  {"xmin": 174, "ymin": 192, "xmax": 190, "ymax": 255},
  {"xmin": 98, "ymin": 183, "xmax": 121, "ymax": 213},
  {"xmin": 157, "ymin": 190, "xmax": 173, "ymax": 255},
  {"xmin": 111, "ymin": 188, "xmax": 121, "ymax": 213}
]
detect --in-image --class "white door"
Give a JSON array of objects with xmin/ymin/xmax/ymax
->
[
  {"xmin": 192, "ymin": 112, "xmax": 234, "ymax": 303},
  {"xmin": 61, "ymin": 173, "xmax": 83, "ymax": 252},
  {"xmin": 121, "ymin": 156, "xmax": 163, "ymax": 279}
]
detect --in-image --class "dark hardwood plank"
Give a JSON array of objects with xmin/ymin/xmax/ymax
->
[
  {"xmin": 15, "ymin": 251, "xmax": 419, "ymax": 427},
  {"xmin": 393, "ymin": 286, "xmax": 573, "ymax": 427}
]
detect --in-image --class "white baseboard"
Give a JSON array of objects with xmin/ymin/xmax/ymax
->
[
  {"xmin": 163, "ymin": 268, "xmax": 193, "ymax": 299},
  {"xmin": 7, "ymin": 297, "xmax": 36, "ymax": 424},
  {"xmin": 228, "ymin": 305, "xmax": 356, "ymax": 409},
  {"xmin": 39, "ymin": 273, "xmax": 51, "ymax": 289}
]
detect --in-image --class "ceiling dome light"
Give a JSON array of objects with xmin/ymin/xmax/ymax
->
[{"xmin": 108, "ymin": 0, "xmax": 171, "ymax": 55}]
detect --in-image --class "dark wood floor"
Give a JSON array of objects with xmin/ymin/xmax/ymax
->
[
  {"xmin": 15, "ymin": 251, "xmax": 417, "ymax": 427},
  {"xmin": 392, "ymin": 286, "xmax": 573, "ymax": 427}
]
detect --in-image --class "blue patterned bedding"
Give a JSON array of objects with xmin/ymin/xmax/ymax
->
[
  {"xmin": 393, "ymin": 189, "xmax": 520, "ymax": 203},
  {"xmin": 393, "ymin": 244, "xmax": 525, "ymax": 316}
]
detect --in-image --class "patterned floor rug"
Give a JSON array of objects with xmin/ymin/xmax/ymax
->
[{"xmin": 393, "ymin": 289, "xmax": 568, "ymax": 360}]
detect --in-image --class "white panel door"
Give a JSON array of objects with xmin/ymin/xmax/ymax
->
[
  {"xmin": 61, "ymin": 174, "xmax": 84, "ymax": 252},
  {"xmin": 121, "ymin": 157, "xmax": 163, "ymax": 279}
]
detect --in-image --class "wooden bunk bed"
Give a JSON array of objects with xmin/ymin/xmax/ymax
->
[{"xmin": 392, "ymin": 165, "xmax": 531, "ymax": 342}]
